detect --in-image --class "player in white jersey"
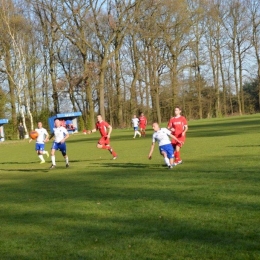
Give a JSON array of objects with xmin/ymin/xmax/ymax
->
[
  {"xmin": 148, "ymin": 122, "xmax": 182, "ymax": 169},
  {"xmin": 29, "ymin": 122, "xmax": 49, "ymax": 164},
  {"xmin": 48, "ymin": 118, "xmax": 70, "ymax": 169},
  {"xmin": 131, "ymin": 114, "xmax": 141, "ymax": 138}
]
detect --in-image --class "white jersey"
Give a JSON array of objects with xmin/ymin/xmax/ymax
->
[
  {"xmin": 132, "ymin": 118, "xmax": 139, "ymax": 127},
  {"xmin": 152, "ymin": 128, "xmax": 172, "ymax": 146},
  {"xmin": 35, "ymin": 128, "xmax": 48, "ymax": 144},
  {"xmin": 53, "ymin": 126, "xmax": 68, "ymax": 143}
]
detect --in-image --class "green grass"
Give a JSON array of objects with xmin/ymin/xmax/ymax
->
[{"xmin": 0, "ymin": 114, "xmax": 260, "ymax": 260}]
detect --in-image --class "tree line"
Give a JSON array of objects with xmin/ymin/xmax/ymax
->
[{"xmin": 0, "ymin": 0, "xmax": 260, "ymax": 138}]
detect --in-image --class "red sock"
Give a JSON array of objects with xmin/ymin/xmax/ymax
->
[
  {"xmin": 111, "ymin": 150, "xmax": 117, "ymax": 157},
  {"xmin": 175, "ymin": 151, "xmax": 181, "ymax": 162}
]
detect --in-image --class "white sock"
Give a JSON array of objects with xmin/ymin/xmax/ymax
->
[
  {"xmin": 42, "ymin": 151, "xmax": 47, "ymax": 154},
  {"xmin": 134, "ymin": 132, "xmax": 136, "ymax": 138},
  {"xmin": 164, "ymin": 157, "xmax": 170, "ymax": 166},
  {"xmin": 137, "ymin": 131, "xmax": 141, "ymax": 136},
  {"xmin": 51, "ymin": 155, "xmax": 56, "ymax": 165},
  {"xmin": 65, "ymin": 156, "xmax": 69, "ymax": 164},
  {"xmin": 38, "ymin": 155, "xmax": 44, "ymax": 161}
]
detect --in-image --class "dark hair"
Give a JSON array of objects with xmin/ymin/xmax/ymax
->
[{"xmin": 175, "ymin": 106, "xmax": 182, "ymax": 110}]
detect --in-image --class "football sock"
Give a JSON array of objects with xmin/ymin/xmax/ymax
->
[
  {"xmin": 108, "ymin": 148, "xmax": 116, "ymax": 156},
  {"xmin": 51, "ymin": 155, "xmax": 56, "ymax": 165},
  {"xmin": 164, "ymin": 157, "xmax": 170, "ymax": 166},
  {"xmin": 65, "ymin": 156, "xmax": 69, "ymax": 164},
  {"xmin": 38, "ymin": 155, "xmax": 44, "ymax": 161},
  {"xmin": 175, "ymin": 151, "xmax": 180, "ymax": 162}
]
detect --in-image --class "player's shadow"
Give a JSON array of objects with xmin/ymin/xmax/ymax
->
[
  {"xmin": 0, "ymin": 161, "xmax": 42, "ymax": 165},
  {"xmin": 91, "ymin": 162, "xmax": 162, "ymax": 169},
  {"xmin": 227, "ymin": 145, "xmax": 260, "ymax": 147},
  {"xmin": 2, "ymin": 168, "xmax": 49, "ymax": 172}
]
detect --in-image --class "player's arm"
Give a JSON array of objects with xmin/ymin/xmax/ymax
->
[
  {"xmin": 167, "ymin": 120, "xmax": 175, "ymax": 132},
  {"xmin": 87, "ymin": 128, "xmax": 97, "ymax": 134},
  {"xmin": 44, "ymin": 132, "xmax": 49, "ymax": 142},
  {"xmin": 182, "ymin": 125, "xmax": 188, "ymax": 136},
  {"xmin": 48, "ymin": 133, "xmax": 55, "ymax": 140},
  {"xmin": 148, "ymin": 142, "xmax": 155, "ymax": 159},
  {"xmin": 170, "ymin": 134, "xmax": 182, "ymax": 144},
  {"xmin": 61, "ymin": 132, "xmax": 69, "ymax": 143},
  {"xmin": 106, "ymin": 125, "xmax": 112, "ymax": 138}
]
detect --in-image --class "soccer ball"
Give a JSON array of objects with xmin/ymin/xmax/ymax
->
[{"xmin": 30, "ymin": 131, "xmax": 38, "ymax": 140}]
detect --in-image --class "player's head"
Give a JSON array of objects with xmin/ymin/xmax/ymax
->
[
  {"xmin": 152, "ymin": 122, "xmax": 160, "ymax": 132},
  {"xmin": 140, "ymin": 112, "xmax": 144, "ymax": 116},
  {"xmin": 54, "ymin": 118, "xmax": 61, "ymax": 127},
  {"xmin": 37, "ymin": 122, "xmax": 43, "ymax": 128},
  {"xmin": 97, "ymin": 114, "xmax": 103, "ymax": 122},
  {"xmin": 174, "ymin": 106, "xmax": 182, "ymax": 116}
]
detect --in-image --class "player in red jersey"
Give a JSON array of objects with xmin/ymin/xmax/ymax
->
[
  {"xmin": 139, "ymin": 112, "xmax": 147, "ymax": 137},
  {"xmin": 167, "ymin": 106, "xmax": 188, "ymax": 165},
  {"xmin": 87, "ymin": 115, "xmax": 117, "ymax": 159}
]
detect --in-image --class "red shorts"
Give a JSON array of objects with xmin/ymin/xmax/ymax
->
[
  {"xmin": 98, "ymin": 136, "xmax": 110, "ymax": 145},
  {"xmin": 139, "ymin": 124, "xmax": 146, "ymax": 130},
  {"xmin": 171, "ymin": 136, "xmax": 185, "ymax": 148}
]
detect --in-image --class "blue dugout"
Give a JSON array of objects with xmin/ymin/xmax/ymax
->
[
  {"xmin": 0, "ymin": 119, "xmax": 9, "ymax": 141},
  {"xmin": 48, "ymin": 112, "xmax": 82, "ymax": 134}
]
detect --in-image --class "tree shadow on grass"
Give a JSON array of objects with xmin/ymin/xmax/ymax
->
[
  {"xmin": 0, "ymin": 154, "xmax": 260, "ymax": 259},
  {"xmin": 91, "ymin": 162, "xmax": 162, "ymax": 169},
  {"xmin": 0, "ymin": 168, "xmax": 259, "ymax": 259},
  {"xmin": 227, "ymin": 145, "xmax": 260, "ymax": 147}
]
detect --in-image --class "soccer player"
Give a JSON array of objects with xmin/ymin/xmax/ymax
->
[
  {"xmin": 167, "ymin": 106, "xmax": 188, "ymax": 165},
  {"xmin": 29, "ymin": 122, "xmax": 49, "ymax": 164},
  {"xmin": 139, "ymin": 112, "xmax": 147, "ymax": 137},
  {"xmin": 48, "ymin": 118, "xmax": 70, "ymax": 169},
  {"xmin": 131, "ymin": 114, "xmax": 141, "ymax": 138},
  {"xmin": 148, "ymin": 122, "xmax": 182, "ymax": 169},
  {"xmin": 87, "ymin": 114, "xmax": 117, "ymax": 159}
]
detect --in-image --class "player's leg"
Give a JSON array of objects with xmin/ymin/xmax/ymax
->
[
  {"xmin": 35, "ymin": 143, "xmax": 45, "ymax": 163},
  {"xmin": 174, "ymin": 145, "xmax": 183, "ymax": 165},
  {"xmin": 97, "ymin": 137, "xmax": 117, "ymax": 159},
  {"xmin": 60, "ymin": 143, "xmax": 69, "ymax": 168},
  {"xmin": 166, "ymin": 144, "xmax": 174, "ymax": 167},
  {"xmin": 50, "ymin": 142, "xmax": 58, "ymax": 168},
  {"xmin": 42, "ymin": 145, "xmax": 49, "ymax": 158},
  {"xmin": 104, "ymin": 138, "xmax": 117, "ymax": 159},
  {"xmin": 142, "ymin": 126, "xmax": 146, "ymax": 137},
  {"xmin": 133, "ymin": 127, "xmax": 136, "ymax": 138},
  {"xmin": 159, "ymin": 145, "xmax": 171, "ymax": 168},
  {"xmin": 136, "ymin": 127, "xmax": 141, "ymax": 137},
  {"xmin": 38, "ymin": 151, "xmax": 45, "ymax": 163}
]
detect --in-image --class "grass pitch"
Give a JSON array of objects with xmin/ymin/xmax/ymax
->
[{"xmin": 0, "ymin": 114, "xmax": 260, "ymax": 259}]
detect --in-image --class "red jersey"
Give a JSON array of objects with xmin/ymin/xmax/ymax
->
[
  {"xmin": 139, "ymin": 116, "xmax": 147, "ymax": 126},
  {"xmin": 96, "ymin": 120, "xmax": 110, "ymax": 137},
  {"xmin": 167, "ymin": 116, "xmax": 187, "ymax": 138}
]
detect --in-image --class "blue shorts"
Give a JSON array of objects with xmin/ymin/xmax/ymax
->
[
  {"xmin": 134, "ymin": 127, "xmax": 139, "ymax": 131},
  {"xmin": 51, "ymin": 142, "xmax": 67, "ymax": 154},
  {"xmin": 159, "ymin": 144, "xmax": 174, "ymax": 159},
  {"xmin": 35, "ymin": 143, "xmax": 45, "ymax": 151}
]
